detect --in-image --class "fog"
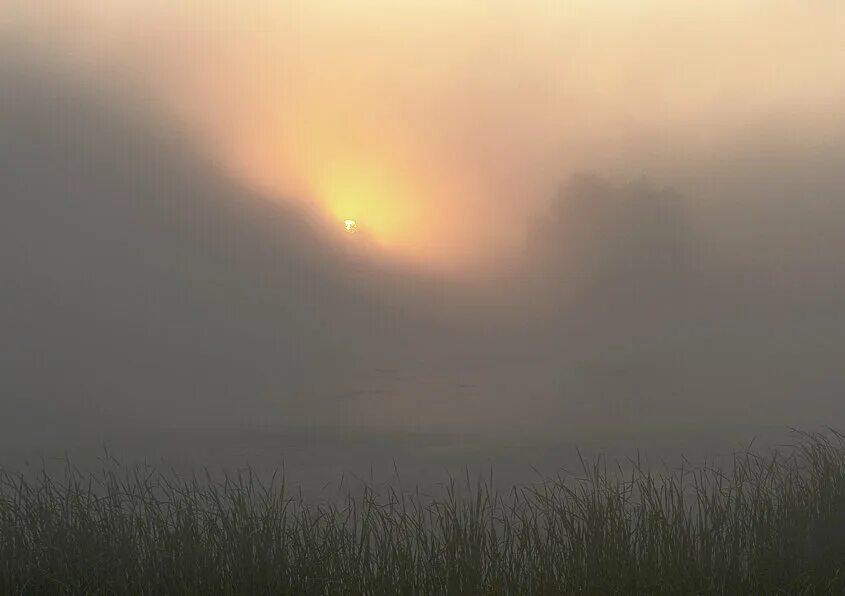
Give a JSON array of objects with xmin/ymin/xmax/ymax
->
[
  {"xmin": 2, "ymin": 4, "xmax": 845, "ymax": 486},
  {"xmin": 5, "ymin": 1, "xmax": 844, "ymax": 266}
]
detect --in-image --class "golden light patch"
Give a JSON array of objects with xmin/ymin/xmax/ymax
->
[{"xmin": 344, "ymin": 219, "xmax": 358, "ymax": 234}]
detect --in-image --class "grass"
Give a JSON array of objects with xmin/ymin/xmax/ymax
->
[{"xmin": 2, "ymin": 431, "xmax": 845, "ymax": 594}]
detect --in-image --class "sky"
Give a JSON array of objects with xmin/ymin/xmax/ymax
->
[
  {"xmin": 5, "ymin": 1, "xmax": 844, "ymax": 269},
  {"xmin": 2, "ymin": 2, "xmax": 845, "ymax": 441}
]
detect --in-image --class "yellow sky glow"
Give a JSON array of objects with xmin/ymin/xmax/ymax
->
[{"xmin": 4, "ymin": 0, "xmax": 844, "ymax": 270}]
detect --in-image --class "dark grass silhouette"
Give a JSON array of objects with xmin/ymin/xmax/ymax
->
[{"xmin": 2, "ymin": 431, "xmax": 845, "ymax": 595}]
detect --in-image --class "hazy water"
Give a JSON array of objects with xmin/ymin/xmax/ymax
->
[{"xmin": 0, "ymin": 423, "xmax": 799, "ymax": 501}]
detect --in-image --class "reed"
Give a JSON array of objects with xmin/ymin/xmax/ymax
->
[{"xmin": 2, "ymin": 431, "xmax": 844, "ymax": 594}]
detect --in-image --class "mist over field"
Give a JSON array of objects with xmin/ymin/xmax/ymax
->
[
  {"xmin": 2, "ymin": 3, "xmax": 845, "ymax": 484},
  {"xmin": 5, "ymin": 8, "xmax": 845, "ymax": 592}
]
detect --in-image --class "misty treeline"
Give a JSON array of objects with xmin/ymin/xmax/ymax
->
[{"xmin": 2, "ymin": 58, "xmax": 844, "ymax": 437}]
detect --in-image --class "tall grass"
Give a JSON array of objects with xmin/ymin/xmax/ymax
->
[{"xmin": 2, "ymin": 431, "xmax": 845, "ymax": 594}]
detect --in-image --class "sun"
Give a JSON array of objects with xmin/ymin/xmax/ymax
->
[{"xmin": 343, "ymin": 219, "xmax": 358, "ymax": 234}]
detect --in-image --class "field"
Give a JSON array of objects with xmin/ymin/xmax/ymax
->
[{"xmin": 2, "ymin": 431, "xmax": 845, "ymax": 595}]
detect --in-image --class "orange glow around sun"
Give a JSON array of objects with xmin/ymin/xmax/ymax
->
[
  {"xmin": 318, "ymin": 164, "xmax": 422, "ymax": 243},
  {"xmin": 223, "ymin": 116, "xmax": 470, "ymax": 269}
]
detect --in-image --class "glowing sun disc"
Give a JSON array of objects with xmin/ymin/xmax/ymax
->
[{"xmin": 344, "ymin": 219, "xmax": 358, "ymax": 233}]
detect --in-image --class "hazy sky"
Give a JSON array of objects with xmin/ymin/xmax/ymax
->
[
  {"xmin": 2, "ymin": 2, "xmax": 845, "ymax": 438},
  {"xmin": 5, "ymin": 1, "xmax": 844, "ymax": 269}
]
